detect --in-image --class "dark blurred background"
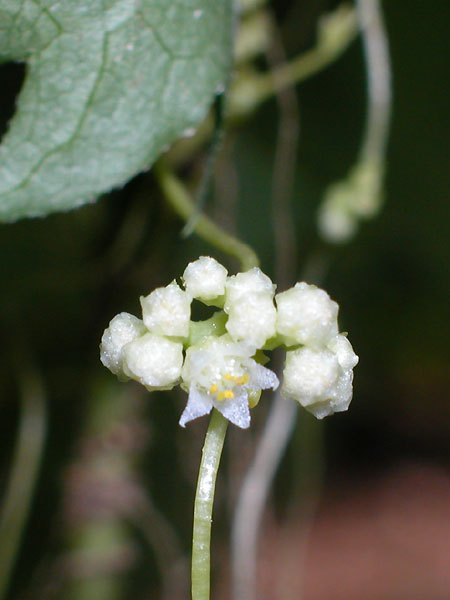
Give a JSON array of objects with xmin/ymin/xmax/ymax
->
[{"xmin": 0, "ymin": 1, "xmax": 449, "ymax": 599}]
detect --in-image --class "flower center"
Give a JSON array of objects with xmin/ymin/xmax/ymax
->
[{"xmin": 209, "ymin": 372, "xmax": 249, "ymax": 401}]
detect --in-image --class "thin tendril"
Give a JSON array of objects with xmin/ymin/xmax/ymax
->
[
  {"xmin": 357, "ymin": 0, "xmax": 392, "ymax": 164},
  {"xmin": 154, "ymin": 161, "xmax": 258, "ymax": 272}
]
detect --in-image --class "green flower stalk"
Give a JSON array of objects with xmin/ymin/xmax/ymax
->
[{"xmin": 191, "ymin": 409, "xmax": 228, "ymax": 600}]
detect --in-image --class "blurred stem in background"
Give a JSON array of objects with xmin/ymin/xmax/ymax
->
[
  {"xmin": 60, "ymin": 382, "xmax": 188, "ymax": 600},
  {"xmin": 166, "ymin": 4, "xmax": 359, "ymax": 171},
  {"xmin": 0, "ymin": 350, "xmax": 47, "ymax": 600},
  {"xmin": 60, "ymin": 382, "xmax": 142, "ymax": 600},
  {"xmin": 230, "ymin": 4, "xmax": 359, "ymax": 119},
  {"xmin": 318, "ymin": 0, "xmax": 392, "ymax": 242}
]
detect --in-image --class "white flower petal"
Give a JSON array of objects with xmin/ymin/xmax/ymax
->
[
  {"xmin": 179, "ymin": 385, "xmax": 213, "ymax": 427},
  {"xmin": 213, "ymin": 388, "xmax": 250, "ymax": 429},
  {"xmin": 247, "ymin": 360, "xmax": 279, "ymax": 391}
]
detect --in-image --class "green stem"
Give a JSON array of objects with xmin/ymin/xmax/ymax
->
[
  {"xmin": 191, "ymin": 410, "xmax": 228, "ymax": 600},
  {"xmin": 230, "ymin": 5, "xmax": 358, "ymax": 118},
  {"xmin": 0, "ymin": 364, "xmax": 46, "ymax": 599},
  {"xmin": 154, "ymin": 162, "xmax": 259, "ymax": 271}
]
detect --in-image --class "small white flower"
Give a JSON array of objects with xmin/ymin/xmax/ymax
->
[
  {"xmin": 182, "ymin": 256, "xmax": 228, "ymax": 301},
  {"xmin": 179, "ymin": 335, "xmax": 278, "ymax": 428},
  {"xmin": 100, "ymin": 312, "xmax": 146, "ymax": 376},
  {"xmin": 122, "ymin": 332, "xmax": 183, "ymax": 391},
  {"xmin": 140, "ymin": 281, "xmax": 191, "ymax": 338},
  {"xmin": 281, "ymin": 334, "xmax": 358, "ymax": 418},
  {"xmin": 224, "ymin": 268, "xmax": 277, "ymax": 349},
  {"xmin": 276, "ymin": 282, "xmax": 339, "ymax": 348}
]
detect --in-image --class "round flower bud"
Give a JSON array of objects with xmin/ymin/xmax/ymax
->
[
  {"xmin": 122, "ymin": 333, "xmax": 183, "ymax": 391},
  {"xmin": 276, "ymin": 282, "xmax": 339, "ymax": 348},
  {"xmin": 182, "ymin": 256, "xmax": 228, "ymax": 301},
  {"xmin": 100, "ymin": 312, "xmax": 146, "ymax": 375},
  {"xmin": 225, "ymin": 267, "xmax": 276, "ymax": 302},
  {"xmin": 281, "ymin": 336, "xmax": 358, "ymax": 419},
  {"xmin": 225, "ymin": 294, "xmax": 276, "ymax": 349},
  {"xmin": 140, "ymin": 281, "xmax": 191, "ymax": 338},
  {"xmin": 224, "ymin": 268, "xmax": 277, "ymax": 349}
]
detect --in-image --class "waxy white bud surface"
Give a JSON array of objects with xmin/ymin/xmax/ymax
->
[
  {"xmin": 225, "ymin": 267, "xmax": 276, "ymax": 302},
  {"xmin": 225, "ymin": 295, "xmax": 276, "ymax": 349},
  {"xmin": 224, "ymin": 268, "xmax": 276, "ymax": 348},
  {"xmin": 276, "ymin": 282, "xmax": 339, "ymax": 348},
  {"xmin": 282, "ymin": 334, "xmax": 358, "ymax": 418},
  {"xmin": 140, "ymin": 281, "xmax": 191, "ymax": 338},
  {"xmin": 182, "ymin": 256, "xmax": 228, "ymax": 300},
  {"xmin": 122, "ymin": 333, "xmax": 183, "ymax": 390},
  {"xmin": 327, "ymin": 333, "xmax": 359, "ymax": 371},
  {"xmin": 100, "ymin": 312, "xmax": 146, "ymax": 375}
]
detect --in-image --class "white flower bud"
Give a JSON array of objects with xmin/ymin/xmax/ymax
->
[
  {"xmin": 281, "ymin": 334, "xmax": 358, "ymax": 418},
  {"xmin": 276, "ymin": 282, "xmax": 339, "ymax": 348},
  {"xmin": 140, "ymin": 281, "xmax": 191, "ymax": 337},
  {"xmin": 224, "ymin": 268, "xmax": 277, "ymax": 349},
  {"xmin": 182, "ymin": 256, "xmax": 228, "ymax": 301},
  {"xmin": 225, "ymin": 295, "xmax": 276, "ymax": 349},
  {"xmin": 225, "ymin": 267, "xmax": 275, "ymax": 302},
  {"xmin": 122, "ymin": 332, "xmax": 183, "ymax": 391},
  {"xmin": 100, "ymin": 312, "xmax": 146, "ymax": 375}
]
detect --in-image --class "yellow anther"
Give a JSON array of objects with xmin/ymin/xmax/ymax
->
[
  {"xmin": 224, "ymin": 373, "xmax": 233, "ymax": 380},
  {"xmin": 223, "ymin": 390, "xmax": 235, "ymax": 399},
  {"xmin": 210, "ymin": 384, "xmax": 218, "ymax": 394},
  {"xmin": 235, "ymin": 374, "xmax": 249, "ymax": 386},
  {"xmin": 217, "ymin": 391, "xmax": 225, "ymax": 401}
]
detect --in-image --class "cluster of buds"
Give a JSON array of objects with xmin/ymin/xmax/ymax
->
[{"xmin": 100, "ymin": 257, "xmax": 358, "ymax": 428}]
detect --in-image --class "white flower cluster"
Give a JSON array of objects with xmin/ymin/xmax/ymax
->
[
  {"xmin": 276, "ymin": 282, "xmax": 359, "ymax": 418},
  {"xmin": 100, "ymin": 257, "xmax": 358, "ymax": 427}
]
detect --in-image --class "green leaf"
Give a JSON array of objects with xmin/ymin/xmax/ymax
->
[{"xmin": 0, "ymin": 0, "xmax": 232, "ymax": 222}]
